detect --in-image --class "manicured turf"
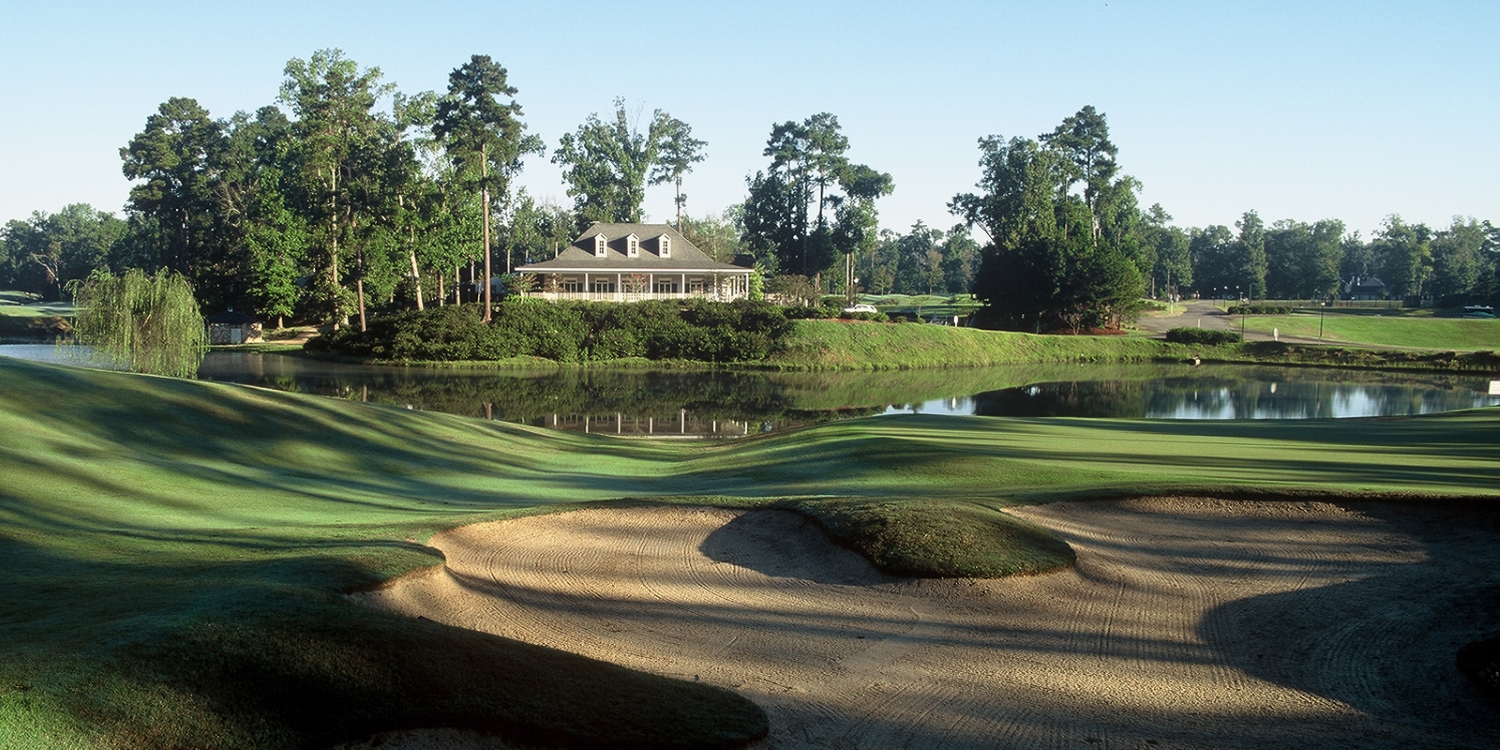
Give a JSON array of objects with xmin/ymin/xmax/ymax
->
[
  {"xmin": 2, "ymin": 356, "xmax": 1498, "ymax": 748},
  {"xmin": 1240, "ymin": 311, "xmax": 1500, "ymax": 351},
  {"xmin": 860, "ymin": 293, "xmax": 983, "ymax": 318}
]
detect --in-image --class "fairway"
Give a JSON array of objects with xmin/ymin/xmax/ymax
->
[
  {"xmin": 1242, "ymin": 312, "xmax": 1500, "ymax": 351},
  {"xmin": 1, "ymin": 356, "xmax": 1498, "ymax": 748}
]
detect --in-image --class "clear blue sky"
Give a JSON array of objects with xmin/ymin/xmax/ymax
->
[{"xmin": 2, "ymin": 1, "xmax": 1495, "ymax": 238}]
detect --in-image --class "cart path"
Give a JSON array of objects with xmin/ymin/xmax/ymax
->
[{"xmin": 351, "ymin": 499, "xmax": 1500, "ymax": 749}]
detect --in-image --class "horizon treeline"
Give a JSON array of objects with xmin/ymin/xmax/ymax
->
[{"xmin": 0, "ymin": 49, "xmax": 1495, "ymax": 329}]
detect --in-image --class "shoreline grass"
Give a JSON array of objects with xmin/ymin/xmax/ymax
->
[{"xmin": 3, "ymin": 356, "xmax": 1498, "ymax": 747}]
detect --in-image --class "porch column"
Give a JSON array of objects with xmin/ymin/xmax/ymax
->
[
  {"xmin": 584, "ymin": 272, "xmax": 590, "ymax": 300},
  {"xmin": 617, "ymin": 272, "xmax": 622, "ymax": 302},
  {"xmin": 648, "ymin": 272, "xmax": 655, "ymax": 299},
  {"xmin": 681, "ymin": 273, "xmax": 687, "ymax": 299}
]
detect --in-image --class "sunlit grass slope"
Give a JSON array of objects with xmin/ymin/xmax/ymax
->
[
  {"xmin": 0, "ymin": 359, "xmax": 765, "ymax": 750},
  {"xmin": 767, "ymin": 319, "xmax": 1193, "ymax": 369},
  {"xmin": 2, "ymin": 356, "xmax": 1498, "ymax": 748}
]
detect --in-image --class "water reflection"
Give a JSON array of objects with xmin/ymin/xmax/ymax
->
[
  {"xmin": 963, "ymin": 375, "xmax": 1499, "ymax": 420},
  {"xmin": 3, "ymin": 345, "xmax": 1496, "ymax": 436}
]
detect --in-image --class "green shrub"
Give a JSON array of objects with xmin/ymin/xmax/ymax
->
[
  {"xmin": 310, "ymin": 299, "xmax": 794, "ymax": 364},
  {"xmin": 837, "ymin": 311, "xmax": 887, "ymax": 323},
  {"xmin": 783, "ymin": 305, "xmax": 839, "ymax": 320},
  {"xmin": 1165, "ymin": 327, "xmax": 1243, "ymax": 345},
  {"xmin": 1227, "ymin": 305, "xmax": 1293, "ymax": 315}
]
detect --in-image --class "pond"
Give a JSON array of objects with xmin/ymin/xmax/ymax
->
[{"xmin": 4, "ymin": 344, "xmax": 1495, "ymax": 437}]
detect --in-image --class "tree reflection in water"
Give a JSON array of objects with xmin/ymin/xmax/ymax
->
[{"xmin": 187, "ymin": 353, "xmax": 1500, "ymax": 437}]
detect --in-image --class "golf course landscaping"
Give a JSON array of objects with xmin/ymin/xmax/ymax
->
[{"xmin": 2, "ymin": 353, "xmax": 1499, "ymax": 748}]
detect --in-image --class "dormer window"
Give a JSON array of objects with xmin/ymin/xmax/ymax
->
[
  {"xmin": 625, "ymin": 234, "xmax": 639, "ymax": 258},
  {"xmin": 593, "ymin": 233, "xmax": 607, "ymax": 258},
  {"xmin": 658, "ymin": 234, "xmax": 671, "ymax": 258}
]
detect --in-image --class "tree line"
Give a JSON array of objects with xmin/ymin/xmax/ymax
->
[
  {"xmin": 0, "ymin": 50, "xmax": 707, "ymax": 330},
  {"xmin": 949, "ymin": 106, "xmax": 1498, "ymax": 331},
  {"xmin": 1, "ymin": 53, "xmax": 1494, "ymax": 332}
]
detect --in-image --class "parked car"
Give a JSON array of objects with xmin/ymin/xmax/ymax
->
[
  {"xmin": 842, "ymin": 304, "xmax": 878, "ymax": 314},
  {"xmin": 1462, "ymin": 305, "xmax": 1495, "ymax": 319}
]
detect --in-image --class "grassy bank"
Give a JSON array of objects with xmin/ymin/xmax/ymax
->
[
  {"xmin": 0, "ymin": 296, "xmax": 72, "ymax": 341},
  {"xmin": 766, "ymin": 319, "xmax": 1500, "ymax": 372},
  {"xmin": 766, "ymin": 319, "xmax": 1194, "ymax": 369},
  {"xmin": 3, "ymin": 357, "xmax": 1498, "ymax": 747}
]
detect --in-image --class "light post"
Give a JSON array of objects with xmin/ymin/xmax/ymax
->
[{"xmin": 1319, "ymin": 301, "xmax": 1326, "ymax": 342}]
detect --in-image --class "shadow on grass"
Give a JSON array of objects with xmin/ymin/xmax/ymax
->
[{"xmin": 0, "ymin": 529, "xmax": 768, "ymax": 750}]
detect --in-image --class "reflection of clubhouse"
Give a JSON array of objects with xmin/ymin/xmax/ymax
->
[
  {"xmin": 537, "ymin": 411, "xmax": 753, "ymax": 439},
  {"xmin": 517, "ymin": 223, "xmax": 754, "ymax": 302}
]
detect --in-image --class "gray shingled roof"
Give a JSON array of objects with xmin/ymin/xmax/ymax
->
[{"xmin": 517, "ymin": 223, "xmax": 749, "ymax": 272}]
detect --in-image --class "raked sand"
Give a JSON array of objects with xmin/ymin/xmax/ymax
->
[{"xmin": 345, "ymin": 499, "xmax": 1500, "ymax": 749}]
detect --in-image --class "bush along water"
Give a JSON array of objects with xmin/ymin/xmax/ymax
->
[
  {"xmin": 1165, "ymin": 327, "xmax": 1243, "ymax": 345},
  {"xmin": 307, "ymin": 299, "xmax": 796, "ymax": 363}
]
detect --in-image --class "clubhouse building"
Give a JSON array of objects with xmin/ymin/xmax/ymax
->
[{"xmin": 516, "ymin": 223, "xmax": 753, "ymax": 302}]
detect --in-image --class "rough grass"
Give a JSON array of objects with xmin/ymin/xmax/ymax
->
[
  {"xmin": 781, "ymin": 497, "xmax": 1075, "ymax": 577},
  {"xmin": 3, "ymin": 356, "xmax": 1500, "ymax": 748}
]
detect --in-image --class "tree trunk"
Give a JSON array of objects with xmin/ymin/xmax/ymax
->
[
  {"xmin": 400, "ymin": 194, "xmax": 424, "ymax": 311},
  {"xmin": 354, "ymin": 214, "xmax": 367, "ymax": 333},
  {"xmin": 437, "ymin": 273, "xmax": 445, "ymax": 307},
  {"xmin": 481, "ymin": 140, "xmax": 493, "ymax": 323},
  {"xmin": 329, "ymin": 165, "xmax": 342, "ymax": 329},
  {"xmin": 356, "ymin": 276, "xmax": 367, "ymax": 332}
]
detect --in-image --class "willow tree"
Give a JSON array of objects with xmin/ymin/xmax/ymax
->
[{"xmin": 73, "ymin": 269, "xmax": 208, "ymax": 378}]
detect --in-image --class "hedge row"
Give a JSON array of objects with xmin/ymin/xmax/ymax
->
[
  {"xmin": 1227, "ymin": 305, "xmax": 1294, "ymax": 315},
  {"xmin": 1165, "ymin": 327, "xmax": 1243, "ymax": 345},
  {"xmin": 307, "ymin": 299, "xmax": 798, "ymax": 363}
]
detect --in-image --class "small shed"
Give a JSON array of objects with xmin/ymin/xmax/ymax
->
[{"xmin": 205, "ymin": 309, "xmax": 263, "ymax": 345}]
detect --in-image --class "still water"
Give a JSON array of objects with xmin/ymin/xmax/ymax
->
[{"xmin": 4, "ymin": 344, "xmax": 1495, "ymax": 437}]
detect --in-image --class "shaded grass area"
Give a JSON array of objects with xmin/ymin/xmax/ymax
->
[
  {"xmin": 1458, "ymin": 638, "xmax": 1500, "ymax": 704},
  {"xmin": 2, "ymin": 356, "xmax": 1499, "ymax": 748},
  {"xmin": 0, "ymin": 292, "xmax": 74, "ymax": 341}
]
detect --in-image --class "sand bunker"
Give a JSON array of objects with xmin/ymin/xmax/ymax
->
[{"xmin": 353, "ymin": 499, "xmax": 1500, "ymax": 749}]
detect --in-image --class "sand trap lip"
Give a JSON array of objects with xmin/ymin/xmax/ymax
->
[{"xmin": 351, "ymin": 500, "xmax": 1500, "ymax": 749}]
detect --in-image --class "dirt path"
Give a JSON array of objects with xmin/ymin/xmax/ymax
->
[
  {"xmin": 1134, "ymin": 300, "xmax": 1236, "ymax": 336},
  {"xmin": 353, "ymin": 500, "xmax": 1500, "ymax": 749}
]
